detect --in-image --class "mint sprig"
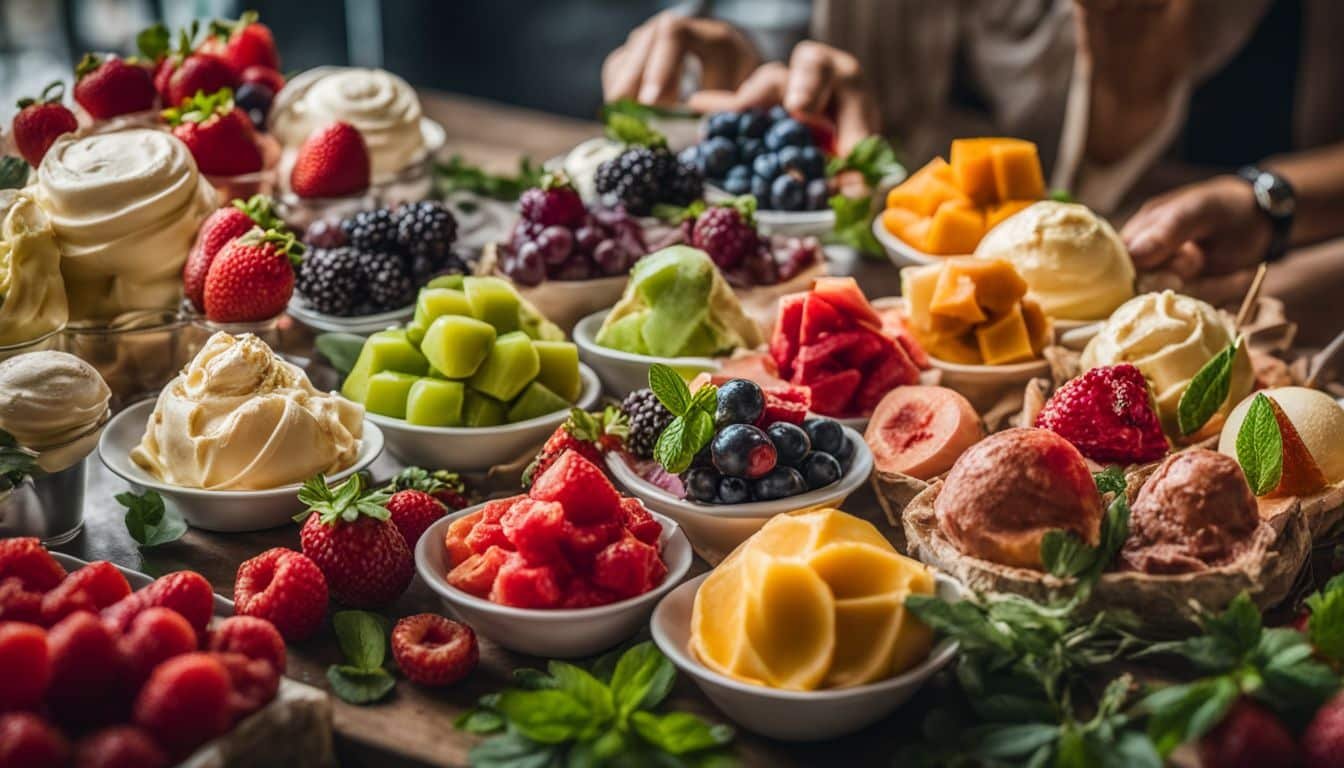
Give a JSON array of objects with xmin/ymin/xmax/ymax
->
[
  {"xmin": 327, "ymin": 610, "xmax": 396, "ymax": 705},
  {"xmin": 648, "ymin": 363, "xmax": 717, "ymax": 474},
  {"xmin": 117, "ymin": 490, "xmax": 186, "ymax": 548},
  {"xmin": 1305, "ymin": 573, "xmax": 1344, "ymax": 665},
  {"xmin": 826, "ymin": 193, "xmax": 883, "ymax": 256},
  {"xmin": 1235, "ymin": 392, "xmax": 1282, "ymax": 495},
  {"xmin": 315, "ymin": 332, "xmax": 366, "ymax": 376},
  {"xmin": 824, "ymin": 135, "xmax": 903, "ymax": 186},
  {"xmin": 1177, "ymin": 338, "xmax": 1240, "ymax": 436},
  {"xmin": 433, "ymin": 154, "xmax": 543, "ymax": 202},
  {"xmin": 1040, "ymin": 470, "xmax": 1131, "ymax": 590},
  {"xmin": 604, "ymin": 112, "xmax": 667, "ymax": 149}
]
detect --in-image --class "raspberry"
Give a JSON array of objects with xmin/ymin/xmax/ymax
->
[
  {"xmin": 0, "ymin": 578, "xmax": 42, "ymax": 623},
  {"xmin": 390, "ymin": 614, "xmax": 478, "ymax": 687},
  {"xmin": 1035, "ymin": 364, "xmax": 1170, "ymax": 464},
  {"xmin": 519, "ymin": 179, "xmax": 585, "ymax": 228},
  {"xmin": 208, "ymin": 616, "xmax": 286, "ymax": 674},
  {"xmin": 46, "ymin": 612, "xmax": 128, "ymax": 728},
  {"xmin": 118, "ymin": 607, "xmax": 198, "ymax": 687},
  {"xmin": 133, "ymin": 653, "xmax": 233, "ymax": 757},
  {"xmin": 385, "ymin": 489, "xmax": 448, "ymax": 551},
  {"xmin": 102, "ymin": 571, "xmax": 214, "ymax": 639},
  {"xmin": 0, "ymin": 538, "xmax": 66, "ymax": 592},
  {"xmin": 40, "ymin": 561, "xmax": 131, "ymax": 625},
  {"xmin": 692, "ymin": 206, "xmax": 757, "ymax": 269},
  {"xmin": 0, "ymin": 623, "xmax": 49, "ymax": 712},
  {"xmin": 233, "ymin": 548, "xmax": 328, "ymax": 642},
  {"xmin": 209, "ymin": 651, "xmax": 280, "ymax": 720},
  {"xmin": 73, "ymin": 726, "xmax": 169, "ymax": 768},
  {"xmin": 0, "ymin": 713, "xmax": 68, "ymax": 768}
]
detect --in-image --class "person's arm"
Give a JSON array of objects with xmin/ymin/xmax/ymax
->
[
  {"xmin": 1265, "ymin": 143, "xmax": 1344, "ymax": 246},
  {"xmin": 602, "ymin": 11, "xmax": 761, "ymax": 106}
]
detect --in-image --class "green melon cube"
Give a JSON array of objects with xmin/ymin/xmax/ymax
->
[
  {"xmin": 463, "ymin": 276, "xmax": 521, "ymax": 333},
  {"xmin": 594, "ymin": 311, "xmax": 650, "ymax": 355},
  {"xmin": 421, "ymin": 315, "xmax": 496, "ymax": 378},
  {"xmin": 507, "ymin": 381, "xmax": 571, "ymax": 423},
  {"xmin": 406, "ymin": 379, "xmax": 465, "ymax": 426},
  {"xmin": 463, "ymin": 388, "xmax": 506, "ymax": 427},
  {"xmin": 468, "ymin": 331, "xmax": 539, "ymax": 401},
  {"xmin": 414, "ymin": 288, "xmax": 473, "ymax": 328},
  {"xmin": 533, "ymin": 341, "xmax": 581, "ymax": 402},
  {"xmin": 426, "ymin": 274, "xmax": 465, "ymax": 291},
  {"xmin": 519, "ymin": 298, "xmax": 565, "ymax": 341},
  {"xmin": 364, "ymin": 371, "xmax": 420, "ymax": 419},
  {"xmin": 405, "ymin": 320, "xmax": 428, "ymax": 347},
  {"xmin": 341, "ymin": 330, "xmax": 428, "ymax": 403}
]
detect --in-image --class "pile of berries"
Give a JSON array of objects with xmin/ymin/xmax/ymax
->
[
  {"xmin": 678, "ymin": 203, "xmax": 821, "ymax": 286},
  {"xmin": 499, "ymin": 176, "xmax": 648, "ymax": 285},
  {"xmin": 621, "ymin": 389, "xmax": 675, "ymax": 460},
  {"xmin": 0, "ymin": 538, "xmax": 285, "ymax": 765},
  {"xmin": 296, "ymin": 200, "xmax": 466, "ymax": 316},
  {"xmin": 594, "ymin": 146, "xmax": 703, "ymax": 216},
  {"xmin": 683, "ymin": 107, "xmax": 831, "ymax": 212},
  {"xmin": 678, "ymin": 379, "xmax": 851, "ymax": 504}
]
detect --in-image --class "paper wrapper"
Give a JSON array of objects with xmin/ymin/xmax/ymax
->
[{"xmin": 180, "ymin": 679, "xmax": 334, "ymax": 768}]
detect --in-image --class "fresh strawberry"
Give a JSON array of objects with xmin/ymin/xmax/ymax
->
[
  {"xmin": 73, "ymin": 726, "xmax": 169, "ymax": 768},
  {"xmin": 529, "ymin": 450, "xmax": 624, "ymax": 525},
  {"xmin": 523, "ymin": 407, "xmax": 628, "ymax": 487},
  {"xmin": 518, "ymin": 173, "xmax": 586, "ymax": 227},
  {"xmin": 297, "ymin": 475, "xmax": 414, "ymax": 608},
  {"xmin": 183, "ymin": 194, "xmax": 280, "ymax": 311},
  {"xmin": 46, "ymin": 612, "xmax": 128, "ymax": 728},
  {"xmin": 239, "ymin": 65, "xmax": 285, "ymax": 94},
  {"xmin": 0, "ymin": 538, "xmax": 66, "ymax": 592},
  {"xmin": 208, "ymin": 651, "xmax": 279, "ymax": 720},
  {"xmin": 389, "ymin": 466, "xmax": 470, "ymax": 510},
  {"xmin": 0, "ymin": 623, "xmax": 49, "ymax": 712},
  {"xmin": 204, "ymin": 12, "xmax": 280, "ymax": 74},
  {"xmin": 202, "ymin": 227, "xmax": 301, "ymax": 323},
  {"xmin": 10, "ymin": 82, "xmax": 77, "ymax": 168},
  {"xmin": 1198, "ymin": 698, "xmax": 1301, "ymax": 768},
  {"xmin": 207, "ymin": 615, "xmax": 286, "ymax": 674},
  {"xmin": 390, "ymin": 613, "xmax": 478, "ymax": 687},
  {"xmin": 0, "ymin": 579, "xmax": 43, "ymax": 623},
  {"xmin": 163, "ymin": 87, "xmax": 263, "ymax": 176},
  {"xmin": 1304, "ymin": 691, "xmax": 1344, "ymax": 768},
  {"xmin": 0, "ymin": 712, "xmax": 68, "ymax": 768},
  {"xmin": 39, "ymin": 561, "xmax": 131, "ymax": 625},
  {"xmin": 132, "ymin": 653, "xmax": 233, "ymax": 757},
  {"xmin": 289, "ymin": 121, "xmax": 371, "ymax": 199},
  {"xmin": 1035, "ymin": 363, "xmax": 1170, "ymax": 465},
  {"xmin": 118, "ymin": 606, "xmax": 198, "ymax": 687},
  {"xmin": 386, "ymin": 489, "xmax": 448, "ymax": 550},
  {"xmin": 233, "ymin": 548, "xmax": 327, "ymax": 642},
  {"xmin": 73, "ymin": 53, "xmax": 155, "ymax": 119},
  {"xmin": 165, "ymin": 52, "xmax": 237, "ymax": 110},
  {"xmin": 101, "ymin": 570, "xmax": 214, "ymax": 639}
]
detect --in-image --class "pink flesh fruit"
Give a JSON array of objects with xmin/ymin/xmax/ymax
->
[{"xmin": 864, "ymin": 385, "xmax": 984, "ymax": 480}]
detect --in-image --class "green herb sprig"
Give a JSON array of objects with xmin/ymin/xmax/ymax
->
[
  {"xmin": 827, "ymin": 193, "xmax": 884, "ymax": 256},
  {"xmin": 824, "ymin": 135, "xmax": 903, "ymax": 187},
  {"xmin": 648, "ymin": 363, "xmax": 717, "ymax": 474},
  {"xmin": 605, "ymin": 112, "xmax": 667, "ymax": 149},
  {"xmin": 117, "ymin": 490, "xmax": 186, "ymax": 548},
  {"xmin": 1176, "ymin": 338, "xmax": 1240, "ymax": 436},
  {"xmin": 1039, "ymin": 468, "xmax": 1131, "ymax": 592},
  {"xmin": 327, "ymin": 610, "xmax": 397, "ymax": 704},
  {"xmin": 1304, "ymin": 573, "xmax": 1344, "ymax": 665},
  {"xmin": 314, "ymin": 332, "xmax": 366, "ymax": 376},
  {"xmin": 433, "ymin": 155, "xmax": 545, "ymax": 202},
  {"xmin": 1235, "ymin": 392, "xmax": 1283, "ymax": 495}
]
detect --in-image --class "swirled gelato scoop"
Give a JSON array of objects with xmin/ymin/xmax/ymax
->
[
  {"xmin": 132, "ymin": 332, "xmax": 364, "ymax": 490},
  {"xmin": 1081, "ymin": 291, "xmax": 1252, "ymax": 433},
  {"xmin": 973, "ymin": 201, "xmax": 1134, "ymax": 321},
  {"xmin": 270, "ymin": 67, "xmax": 426, "ymax": 179},
  {"xmin": 0, "ymin": 190, "xmax": 67, "ymax": 345},
  {"xmin": 0, "ymin": 351, "xmax": 110, "ymax": 472},
  {"xmin": 33, "ymin": 129, "xmax": 214, "ymax": 321}
]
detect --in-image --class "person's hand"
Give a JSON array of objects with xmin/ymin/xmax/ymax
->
[
  {"xmin": 602, "ymin": 12, "xmax": 760, "ymax": 106},
  {"xmin": 687, "ymin": 41, "xmax": 880, "ymax": 155},
  {"xmin": 1123, "ymin": 175, "xmax": 1270, "ymax": 280}
]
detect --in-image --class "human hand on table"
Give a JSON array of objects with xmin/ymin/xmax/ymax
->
[
  {"xmin": 602, "ymin": 12, "xmax": 761, "ymax": 106},
  {"xmin": 1123, "ymin": 175, "xmax": 1270, "ymax": 281}
]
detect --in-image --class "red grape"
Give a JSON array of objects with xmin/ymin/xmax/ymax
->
[
  {"xmin": 511, "ymin": 241, "xmax": 546, "ymax": 285},
  {"xmin": 536, "ymin": 226, "xmax": 574, "ymax": 265}
]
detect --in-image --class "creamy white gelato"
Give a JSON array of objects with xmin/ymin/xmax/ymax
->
[
  {"xmin": 33, "ymin": 129, "xmax": 215, "ymax": 321},
  {"xmin": 270, "ymin": 67, "xmax": 427, "ymax": 180},
  {"xmin": 0, "ymin": 190, "xmax": 67, "ymax": 345},
  {"xmin": 562, "ymin": 138, "xmax": 624, "ymax": 203},
  {"xmin": 974, "ymin": 201, "xmax": 1135, "ymax": 321},
  {"xmin": 1219, "ymin": 387, "xmax": 1344, "ymax": 484},
  {"xmin": 0, "ymin": 351, "xmax": 110, "ymax": 472},
  {"xmin": 132, "ymin": 332, "xmax": 364, "ymax": 490}
]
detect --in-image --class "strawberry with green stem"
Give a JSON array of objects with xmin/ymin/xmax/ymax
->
[
  {"xmin": 295, "ymin": 475, "xmax": 413, "ymax": 609},
  {"xmin": 523, "ymin": 407, "xmax": 628, "ymax": 487},
  {"xmin": 202, "ymin": 228, "xmax": 302, "ymax": 323}
]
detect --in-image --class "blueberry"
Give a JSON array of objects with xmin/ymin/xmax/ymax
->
[
  {"xmin": 718, "ymin": 475, "xmax": 752, "ymax": 504},
  {"xmin": 738, "ymin": 110, "xmax": 768, "ymax": 138},
  {"xmin": 770, "ymin": 175, "xmax": 806, "ymax": 211},
  {"xmin": 798, "ymin": 451, "xmax": 842, "ymax": 490},
  {"xmin": 803, "ymin": 417, "xmax": 845, "ymax": 455},
  {"xmin": 715, "ymin": 379, "xmax": 765, "ymax": 427},
  {"xmin": 806, "ymin": 178, "xmax": 830, "ymax": 210},
  {"xmin": 706, "ymin": 111, "xmax": 739, "ymax": 140},
  {"xmin": 766, "ymin": 422, "xmax": 810, "ymax": 466},
  {"xmin": 683, "ymin": 467, "xmax": 721, "ymax": 503},
  {"xmin": 691, "ymin": 445, "xmax": 713, "ymax": 468},
  {"xmin": 737, "ymin": 137, "xmax": 764, "ymax": 163},
  {"xmin": 777, "ymin": 145, "xmax": 805, "ymax": 174},
  {"xmin": 752, "ymin": 152, "xmax": 781, "ymax": 181},
  {"xmin": 701, "ymin": 137, "xmax": 738, "ymax": 179},
  {"xmin": 750, "ymin": 175, "xmax": 770, "ymax": 203},
  {"xmin": 677, "ymin": 145, "xmax": 700, "ymax": 168},
  {"xmin": 711, "ymin": 423, "xmax": 777, "ymax": 479},
  {"xmin": 751, "ymin": 467, "xmax": 807, "ymax": 501},
  {"xmin": 799, "ymin": 146, "xmax": 825, "ymax": 179},
  {"xmin": 832, "ymin": 431, "xmax": 855, "ymax": 465},
  {"xmin": 722, "ymin": 173, "xmax": 751, "ymax": 195},
  {"xmin": 767, "ymin": 105, "xmax": 790, "ymax": 123},
  {"xmin": 765, "ymin": 119, "xmax": 809, "ymax": 151}
]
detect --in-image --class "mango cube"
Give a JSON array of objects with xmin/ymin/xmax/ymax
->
[
  {"xmin": 930, "ymin": 269, "xmax": 987, "ymax": 325},
  {"xmin": 886, "ymin": 157, "xmax": 968, "ymax": 217},
  {"xmin": 364, "ymin": 371, "xmax": 420, "ymax": 419},
  {"xmin": 463, "ymin": 276, "xmax": 521, "ymax": 333},
  {"xmin": 468, "ymin": 331, "xmax": 539, "ymax": 401},
  {"xmin": 341, "ymin": 330, "xmax": 428, "ymax": 403},
  {"xmin": 507, "ymin": 381, "xmax": 570, "ymax": 423},
  {"xmin": 1021, "ymin": 297, "xmax": 1051, "ymax": 353},
  {"xmin": 990, "ymin": 141, "xmax": 1045, "ymax": 201},
  {"xmin": 946, "ymin": 258, "xmax": 1027, "ymax": 315},
  {"xmin": 975, "ymin": 306, "xmax": 1035, "ymax": 365},
  {"xmin": 422, "ymin": 315, "xmax": 496, "ymax": 378},
  {"xmin": 533, "ymin": 340, "xmax": 581, "ymax": 402},
  {"xmin": 406, "ymin": 379, "xmax": 465, "ymax": 426},
  {"xmin": 949, "ymin": 139, "xmax": 999, "ymax": 206},
  {"xmin": 925, "ymin": 201, "xmax": 984, "ymax": 255},
  {"xmin": 462, "ymin": 388, "xmax": 506, "ymax": 427}
]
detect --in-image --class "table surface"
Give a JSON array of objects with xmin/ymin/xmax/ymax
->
[{"xmin": 53, "ymin": 91, "xmax": 917, "ymax": 768}]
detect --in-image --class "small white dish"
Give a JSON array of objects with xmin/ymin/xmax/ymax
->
[
  {"xmin": 705, "ymin": 185, "xmax": 834, "ymax": 238},
  {"xmin": 50, "ymin": 552, "xmax": 235, "ymax": 614},
  {"xmin": 286, "ymin": 298, "xmax": 415, "ymax": 336},
  {"xmin": 1057, "ymin": 320, "xmax": 1103, "ymax": 350},
  {"xmin": 98, "ymin": 400, "xmax": 384, "ymax": 533},
  {"xmin": 872, "ymin": 217, "xmax": 964, "ymax": 267},
  {"xmin": 573, "ymin": 311, "xmax": 722, "ymax": 398},
  {"xmin": 366, "ymin": 364, "xmax": 602, "ymax": 472},
  {"xmin": 415, "ymin": 502, "xmax": 694, "ymax": 658},
  {"xmin": 604, "ymin": 427, "xmax": 873, "ymax": 563},
  {"xmin": 651, "ymin": 571, "xmax": 964, "ymax": 741}
]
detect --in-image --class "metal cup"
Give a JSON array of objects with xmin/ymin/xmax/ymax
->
[{"xmin": 0, "ymin": 459, "xmax": 87, "ymax": 545}]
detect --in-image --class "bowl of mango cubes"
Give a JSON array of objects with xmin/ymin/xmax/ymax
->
[{"xmin": 339, "ymin": 275, "xmax": 601, "ymax": 470}]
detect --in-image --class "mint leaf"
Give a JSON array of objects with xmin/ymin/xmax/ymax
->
[
  {"xmin": 826, "ymin": 193, "xmax": 883, "ymax": 256},
  {"xmin": 1142, "ymin": 676, "xmax": 1237, "ymax": 757},
  {"xmin": 1040, "ymin": 493, "xmax": 1129, "ymax": 586},
  {"xmin": 1306, "ymin": 574, "xmax": 1344, "ymax": 663},
  {"xmin": 1050, "ymin": 188, "xmax": 1076, "ymax": 203},
  {"xmin": 332, "ymin": 610, "xmax": 389, "ymax": 670},
  {"xmin": 648, "ymin": 363, "xmax": 691, "ymax": 416},
  {"xmin": 630, "ymin": 711, "xmax": 734, "ymax": 755},
  {"xmin": 689, "ymin": 382, "xmax": 718, "ymax": 413},
  {"xmin": 548, "ymin": 661, "xmax": 614, "ymax": 724},
  {"xmin": 1235, "ymin": 393, "xmax": 1283, "ymax": 495},
  {"xmin": 316, "ymin": 332, "xmax": 366, "ymax": 376},
  {"xmin": 609, "ymin": 642, "xmax": 676, "ymax": 722},
  {"xmin": 1041, "ymin": 530, "xmax": 1093, "ymax": 578},
  {"xmin": 825, "ymin": 135, "xmax": 903, "ymax": 186},
  {"xmin": 604, "ymin": 112, "xmax": 667, "ymax": 149},
  {"xmin": 654, "ymin": 418, "xmax": 692, "ymax": 474},
  {"xmin": 600, "ymin": 98, "xmax": 697, "ymax": 124},
  {"xmin": 327, "ymin": 665, "xmax": 395, "ymax": 704},
  {"xmin": 136, "ymin": 22, "xmax": 171, "ymax": 60},
  {"xmin": 970, "ymin": 723, "xmax": 1059, "ymax": 760},
  {"xmin": 495, "ymin": 689, "xmax": 600, "ymax": 743},
  {"xmin": 0, "ymin": 157, "xmax": 29, "ymax": 190},
  {"xmin": 117, "ymin": 490, "xmax": 186, "ymax": 548},
  {"xmin": 455, "ymin": 707, "xmax": 505, "ymax": 734},
  {"xmin": 468, "ymin": 732, "xmax": 561, "ymax": 768},
  {"xmin": 512, "ymin": 668, "xmax": 560, "ymax": 690},
  {"xmin": 1178, "ymin": 339, "xmax": 1238, "ymax": 435},
  {"xmin": 433, "ymin": 154, "xmax": 543, "ymax": 201}
]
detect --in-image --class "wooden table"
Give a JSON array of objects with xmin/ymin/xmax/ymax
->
[{"xmin": 53, "ymin": 92, "xmax": 919, "ymax": 767}]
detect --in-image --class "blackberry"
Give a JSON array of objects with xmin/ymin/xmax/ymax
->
[
  {"xmin": 297, "ymin": 247, "xmax": 363, "ymax": 315},
  {"xmin": 341, "ymin": 208, "xmax": 398, "ymax": 251},
  {"xmin": 395, "ymin": 200, "xmax": 457, "ymax": 261},
  {"xmin": 360, "ymin": 251, "xmax": 415, "ymax": 310},
  {"xmin": 621, "ymin": 388, "xmax": 674, "ymax": 460},
  {"xmin": 595, "ymin": 147, "xmax": 661, "ymax": 215},
  {"xmin": 662, "ymin": 154, "xmax": 704, "ymax": 207}
]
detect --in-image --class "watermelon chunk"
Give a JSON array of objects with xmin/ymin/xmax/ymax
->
[
  {"xmin": 560, "ymin": 578, "xmax": 620, "ymax": 609},
  {"xmin": 837, "ymin": 329, "xmax": 891, "ymax": 368},
  {"xmin": 529, "ymin": 451, "xmax": 623, "ymax": 525},
  {"xmin": 444, "ymin": 510, "xmax": 484, "ymax": 566},
  {"xmin": 559, "ymin": 519, "xmax": 623, "ymax": 564},
  {"xmin": 619, "ymin": 498, "xmax": 662, "ymax": 546},
  {"xmin": 812, "ymin": 277, "xmax": 881, "ymax": 329},
  {"xmin": 464, "ymin": 513, "xmax": 512, "ymax": 555},
  {"xmin": 756, "ymin": 385, "xmax": 811, "ymax": 427},
  {"xmin": 592, "ymin": 534, "xmax": 668, "ymax": 599},
  {"xmin": 501, "ymin": 499, "xmax": 567, "ymax": 566},
  {"xmin": 447, "ymin": 545, "xmax": 510, "ymax": 598},
  {"xmin": 771, "ymin": 293, "xmax": 807, "ymax": 376},
  {"xmin": 805, "ymin": 370, "xmax": 863, "ymax": 416},
  {"xmin": 893, "ymin": 328, "xmax": 930, "ymax": 369},
  {"xmin": 855, "ymin": 344, "xmax": 921, "ymax": 412},
  {"xmin": 491, "ymin": 554, "xmax": 564, "ymax": 608},
  {"xmin": 799, "ymin": 294, "xmax": 847, "ymax": 345}
]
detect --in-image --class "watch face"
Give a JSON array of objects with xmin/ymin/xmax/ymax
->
[{"xmin": 1253, "ymin": 174, "xmax": 1296, "ymax": 218}]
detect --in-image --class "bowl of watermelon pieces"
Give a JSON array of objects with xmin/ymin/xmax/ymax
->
[{"xmin": 416, "ymin": 451, "xmax": 693, "ymax": 658}]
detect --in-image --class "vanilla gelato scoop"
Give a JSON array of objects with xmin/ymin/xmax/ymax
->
[
  {"xmin": 33, "ymin": 129, "xmax": 215, "ymax": 321},
  {"xmin": 0, "ymin": 190, "xmax": 67, "ymax": 345},
  {"xmin": 974, "ymin": 201, "xmax": 1135, "ymax": 321},
  {"xmin": 1082, "ymin": 290, "xmax": 1252, "ymax": 433},
  {"xmin": 270, "ymin": 67, "xmax": 426, "ymax": 180},
  {"xmin": 132, "ymin": 332, "xmax": 364, "ymax": 490},
  {"xmin": 0, "ymin": 351, "xmax": 110, "ymax": 472}
]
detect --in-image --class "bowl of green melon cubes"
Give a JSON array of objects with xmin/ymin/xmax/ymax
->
[{"xmin": 339, "ymin": 274, "xmax": 601, "ymax": 471}]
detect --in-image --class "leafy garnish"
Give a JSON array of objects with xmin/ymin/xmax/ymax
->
[
  {"xmin": 0, "ymin": 431, "xmax": 40, "ymax": 493},
  {"xmin": 315, "ymin": 332, "xmax": 366, "ymax": 376},
  {"xmin": 600, "ymin": 98, "xmax": 698, "ymax": 124},
  {"xmin": 604, "ymin": 112, "xmax": 668, "ymax": 149},
  {"xmin": 648, "ymin": 363, "xmax": 718, "ymax": 474},
  {"xmin": 1093, "ymin": 466, "xmax": 1127, "ymax": 496},
  {"xmin": 1050, "ymin": 189, "xmax": 1076, "ymax": 203},
  {"xmin": 826, "ymin": 193, "xmax": 883, "ymax": 256},
  {"xmin": 1235, "ymin": 392, "xmax": 1283, "ymax": 495},
  {"xmin": 432, "ymin": 154, "xmax": 544, "ymax": 201},
  {"xmin": 327, "ymin": 665, "xmax": 396, "ymax": 704},
  {"xmin": 824, "ymin": 135, "xmax": 903, "ymax": 186},
  {"xmin": 653, "ymin": 195, "xmax": 755, "ymax": 226},
  {"xmin": 295, "ymin": 474, "xmax": 392, "ymax": 525},
  {"xmin": 136, "ymin": 22, "xmax": 171, "ymax": 61},
  {"xmin": 1040, "ymin": 471, "xmax": 1132, "ymax": 590},
  {"xmin": 117, "ymin": 490, "xmax": 186, "ymax": 548},
  {"xmin": 0, "ymin": 156, "xmax": 29, "ymax": 190},
  {"xmin": 327, "ymin": 609, "xmax": 395, "ymax": 705},
  {"xmin": 1305, "ymin": 573, "xmax": 1344, "ymax": 665},
  {"xmin": 1177, "ymin": 338, "xmax": 1240, "ymax": 435}
]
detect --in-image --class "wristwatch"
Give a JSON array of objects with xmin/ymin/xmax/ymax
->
[{"xmin": 1236, "ymin": 165, "xmax": 1296, "ymax": 263}]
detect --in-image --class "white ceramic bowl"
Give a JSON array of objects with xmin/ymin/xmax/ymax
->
[
  {"xmin": 416, "ymin": 502, "xmax": 694, "ymax": 658},
  {"xmin": 286, "ymin": 298, "xmax": 415, "ymax": 336},
  {"xmin": 605, "ymin": 427, "xmax": 873, "ymax": 564},
  {"xmin": 651, "ymin": 571, "xmax": 963, "ymax": 741},
  {"xmin": 99, "ymin": 400, "xmax": 384, "ymax": 533},
  {"xmin": 872, "ymin": 216, "xmax": 962, "ymax": 267},
  {"xmin": 572, "ymin": 311, "xmax": 722, "ymax": 398},
  {"xmin": 366, "ymin": 364, "xmax": 601, "ymax": 472},
  {"xmin": 705, "ymin": 184, "xmax": 834, "ymax": 238}
]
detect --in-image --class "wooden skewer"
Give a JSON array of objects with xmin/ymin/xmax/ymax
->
[
  {"xmin": 1305, "ymin": 326, "xmax": 1344, "ymax": 388},
  {"xmin": 1234, "ymin": 263, "xmax": 1268, "ymax": 330}
]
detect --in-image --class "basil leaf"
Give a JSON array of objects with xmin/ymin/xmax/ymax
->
[
  {"xmin": 649, "ymin": 363, "xmax": 691, "ymax": 416},
  {"xmin": 332, "ymin": 610, "xmax": 388, "ymax": 670},
  {"xmin": 548, "ymin": 661, "xmax": 615, "ymax": 725},
  {"xmin": 469, "ymin": 732, "xmax": 561, "ymax": 768},
  {"xmin": 495, "ymin": 689, "xmax": 597, "ymax": 744},
  {"xmin": 316, "ymin": 333, "xmax": 367, "ymax": 376},
  {"xmin": 609, "ymin": 642, "xmax": 677, "ymax": 721},
  {"xmin": 117, "ymin": 490, "xmax": 186, "ymax": 548},
  {"xmin": 0, "ymin": 156, "xmax": 29, "ymax": 190},
  {"xmin": 327, "ymin": 665, "xmax": 395, "ymax": 704},
  {"xmin": 970, "ymin": 723, "xmax": 1059, "ymax": 758},
  {"xmin": 455, "ymin": 707, "xmax": 505, "ymax": 734},
  {"xmin": 1178, "ymin": 339, "xmax": 1238, "ymax": 435},
  {"xmin": 1235, "ymin": 393, "xmax": 1283, "ymax": 495},
  {"xmin": 630, "ymin": 711, "xmax": 734, "ymax": 755},
  {"xmin": 513, "ymin": 667, "xmax": 560, "ymax": 690}
]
